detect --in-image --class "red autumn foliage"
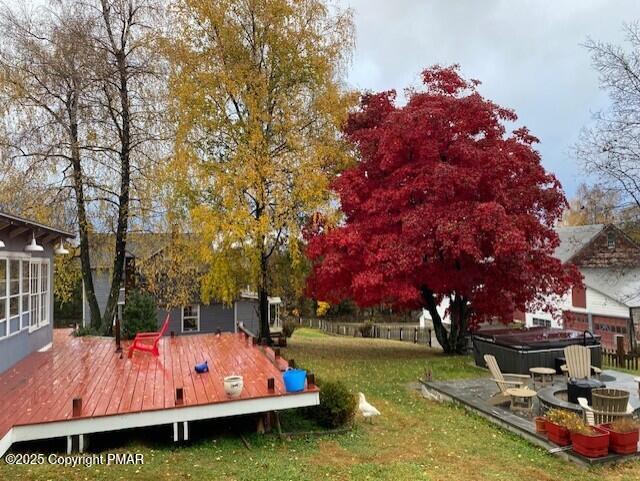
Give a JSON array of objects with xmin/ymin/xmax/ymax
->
[{"xmin": 305, "ymin": 65, "xmax": 581, "ymax": 352}]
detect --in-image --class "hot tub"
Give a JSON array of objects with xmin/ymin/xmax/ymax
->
[{"xmin": 473, "ymin": 327, "xmax": 601, "ymax": 375}]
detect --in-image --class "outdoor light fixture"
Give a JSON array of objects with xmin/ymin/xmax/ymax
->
[
  {"xmin": 24, "ymin": 233, "xmax": 44, "ymax": 253},
  {"xmin": 54, "ymin": 240, "xmax": 69, "ymax": 255},
  {"xmin": 0, "ymin": 239, "xmax": 4, "ymax": 249}
]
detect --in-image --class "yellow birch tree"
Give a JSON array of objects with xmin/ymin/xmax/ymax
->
[{"xmin": 166, "ymin": 0, "xmax": 355, "ymax": 342}]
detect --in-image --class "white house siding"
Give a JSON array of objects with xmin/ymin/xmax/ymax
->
[
  {"xmin": 419, "ymin": 297, "xmax": 450, "ymax": 328},
  {"xmin": 585, "ymin": 288, "xmax": 629, "ymax": 318}
]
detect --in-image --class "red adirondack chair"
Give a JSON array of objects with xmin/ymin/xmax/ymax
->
[{"xmin": 128, "ymin": 313, "xmax": 170, "ymax": 358}]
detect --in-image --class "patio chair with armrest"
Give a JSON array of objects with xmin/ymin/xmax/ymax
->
[
  {"xmin": 128, "ymin": 313, "xmax": 170, "ymax": 358},
  {"xmin": 484, "ymin": 354, "xmax": 533, "ymax": 406},
  {"xmin": 563, "ymin": 345, "xmax": 601, "ymax": 380},
  {"xmin": 577, "ymin": 388, "xmax": 634, "ymax": 426}
]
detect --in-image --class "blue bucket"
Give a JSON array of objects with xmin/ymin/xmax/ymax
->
[{"xmin": 282, "ymin": 369, "xmax": 307, "ymax": 392}]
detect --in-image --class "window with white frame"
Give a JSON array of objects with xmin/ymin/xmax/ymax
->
[
  {"xmin": 28, "ymin": 259, "xmax": 50, "ymax": 331},
  {"xmin": 40, "ymin": 262, "xmax": 48, "ymax": 326},
  {"xmin": 0, "ymin": 259, "xmax": 6, "ymax": 338},
  {"xmin": 21, "ymin": 259, "xmax": 29, "ymax": 329},
  {"xmin": 30, "ymin": 262, "xmax": 38, "ymax": 329},
  {"xmin": 532, "ymin": 317, "xmax": 551, "ymax": 328},
  {"xmin": 8, "ymin": 259, "xmax": 20, "ymax": 334},
  {"xmin": 182, "ymin": 305, "xmax": 200, "ymax": 332}
]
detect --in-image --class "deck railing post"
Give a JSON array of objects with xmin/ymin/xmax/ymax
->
[
  {"xmin": 616, "ymin": 335, "xmax": 625, "ymax": 367},
  {"xmin": 72, "ymin": 397, "xmax": 82, "ymax": 417},
  {"xmin": 307, "ymin": 373, "xmax": 316, "ymax": 387}
]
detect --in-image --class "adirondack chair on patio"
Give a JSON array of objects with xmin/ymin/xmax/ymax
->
[
  {"xmin": 578, "ymin": 388, "xmax": 634, "ymax": 425},
  {"xmin": 484, "ymin": 354, "xmax": 532, "ymax": 405},
  {"xmin": 562, "ymin": 345, "xmax": 602, "ymax": 380},
  {"xmin": 128, "ymin": 313, "xmax": 170, "ymax": 358}
]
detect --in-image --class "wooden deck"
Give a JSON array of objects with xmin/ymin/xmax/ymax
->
[{"xmin": 0, "ymin": 329, "xmax": 318, "ymax": 455}]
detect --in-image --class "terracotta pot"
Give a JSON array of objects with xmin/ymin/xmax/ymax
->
[
  {"xmin": 600, "ymin": 424, "xmax": 639, "ymax": 455},
  {"xmin": 224, "ymin": 375, "xmax": 244, "ymax": 398},
  {"xmin": 545, "ymin": 420, "xmax": 571, "ymax": 446},
  {"xmin": 570, "ymin": 427, "xmax": 610, "ymax": 458},
  {"xmin": 535, "ymin": 416, "xmax": 547, "ymax": 434}
]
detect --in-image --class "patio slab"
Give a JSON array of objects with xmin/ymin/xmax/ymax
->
[{"xmin": 421, "ymin": 370, "xmax": 640, "ymax": 467}]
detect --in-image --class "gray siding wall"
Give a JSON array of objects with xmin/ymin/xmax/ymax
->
[
  {"xmin": 82, "ymin": 270, "xmax": 111, "ymax": 326},
  {"xmin": 236, "ymin": 299, "xmax": 260, "ymax": 336},
  {"xmin": 0, "ymin": 235, "xmax": 54, "ymax": 373},
  {"xmin": 157, "ymin": 299, "xmax": 258, "ymax": 336}
]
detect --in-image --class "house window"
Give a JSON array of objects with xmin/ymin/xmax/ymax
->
[
  {"xmin": 0, "ymin": 259, "xmax": 6, "ymax": 338},
  {"xmin": 532, "ymin": 317, "xmax": 551, "ymax": 328},
  {"xmin": 21, "ymin": 260, "xmax": 29, "ymax": 329},
  {"xmin": 182, "ymin": 305, "xmax": 200, "ymax": 332},
  {"xmin": 8, "ymin": 260, "xmax": 20, "ymax": 334},
  {"xmin": 607, "ymin": 232, "xmax": 615, "ymax": 249},
  {"xmin": 30, "ymin": 262, "xmax": 38, "ymax": 329},
  {"xmin": 40, "ymin": 262, "xmax": 48, "ymax": 327},
  {"xmin": 29, "ymin": 259, "xmax": 50, "ymax": 331}
]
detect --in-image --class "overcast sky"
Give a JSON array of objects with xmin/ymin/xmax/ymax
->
[
  {"xmin": 338, "ymin": 0, "xmax": 640, "ymax": 198},
  {"xmin": 6, "ymin": 1, "xmax": 639, "ymax": 199}
]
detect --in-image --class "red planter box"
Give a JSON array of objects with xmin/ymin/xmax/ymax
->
[
  {"xmin": 571, "ymin": 427, "xmax": 610, "ymax": 458},
  {"xmin": 600, "ymin": 424, "xmax": 640, "ymax": 455},
  {"xmin": 546, "ymin": 420, "xmax": 571, "ymax": 446}
]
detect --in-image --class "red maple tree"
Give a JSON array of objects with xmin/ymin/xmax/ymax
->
[{"xmin": 305, "ymin": 65, "xmax": 581, "ymax": 354}]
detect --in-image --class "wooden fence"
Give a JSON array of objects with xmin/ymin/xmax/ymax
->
[
  {"xmin": 603, "ymin": 349, "xmax": 640, "ymax": 371},
  {"xmin": 297, "ymin": 318, "xmax": 432, "ymax": 347},
  {"xmin": 602, "ymin": 334, "xmax": 640, "ymax": 371}
]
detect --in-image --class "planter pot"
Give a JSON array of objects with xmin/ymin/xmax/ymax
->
[
  {"xmin": 545, "ymin": 420, "xmax": 571, "ymax": 446},
  {"xmin": 535, "ymin": 417, "xmax": 547, "ymax": 434},
  {"xmin": 282, "ymin": 369, "xmax": 307, "ymax": 393},
  {"xmin": 570, "ymin": 427, "xmax": 610, "ymax": 458},
  {"xmin": 601, "ymin": 424, "xmax": 639, "ymax": 454},
  {"xmin": 224, "ymin": 375, "xmax": 244, "ymax": 398}
]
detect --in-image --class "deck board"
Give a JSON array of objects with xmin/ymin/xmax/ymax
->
[{"xmin": 0, "ymin": 329, "xmax": 317, "ymax": 448}]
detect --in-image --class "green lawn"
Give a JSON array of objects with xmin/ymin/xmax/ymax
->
[{"xmin": 2, "ymin": 328, "xmax": 639, "ymax": 481}]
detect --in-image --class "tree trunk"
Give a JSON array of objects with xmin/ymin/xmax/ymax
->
[
  {"xmin": 68, "ymin": 99, "xmax": 102, "ymax": 329},
  {"xmin": 421, "ymin": 287, "xmax": 470, "ymax": 354},
  {"xmin": 258, "ymin": 250, "xmax": 271, "ymax": 344},
  {"xmin": 102, "ymin": 48, "xmax": 131, "ymax": 333}
]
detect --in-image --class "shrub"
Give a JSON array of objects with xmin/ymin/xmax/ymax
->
[
  {"xmin": 545, "ymin": 408, "xmax": 581, "ymax": 428},
  {"xmin": 307, "ymin": 379, "xmax": 356, "ymax": 428},
  {"xmin": 281, "ymin": 320, "xmax": 298, "ymax": 338},
  {"xmin": 566, "ymin": 419, "xmax": 598, "ymax": 436},
  {"xmin": 122, "ymin": 290, "xmax": 158, "ymax": 340},
  {"xmin": 610, "ymin": 418, "xmax": 640, "ymax": 433},
  {"xmin": 74, "ymin": 325, "xmax": 101, "ymax": 337},
  {"xmin": 359, "ymin": 321, "xmax": 374, "ymax": 338}
]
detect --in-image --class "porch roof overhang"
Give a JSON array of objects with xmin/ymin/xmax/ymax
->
[{"xmin": 0, "ymin": 211, "xmax": 74, "ymax": 244}]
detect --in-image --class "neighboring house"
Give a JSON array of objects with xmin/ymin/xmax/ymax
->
[
  {"xmin": 419, "ymin": 224, "xmax": 640, "ymax": 350},
  {"xmin": 82, "ymin": 233, "xmax": 281, "ymax": 336},
  {"xmin": 0, "ymin": 211, "xmax": 73, "ymax": 373},
  {"xmin": 521, "ymin": 224, "xmax": 640, "ymax": 350}
]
